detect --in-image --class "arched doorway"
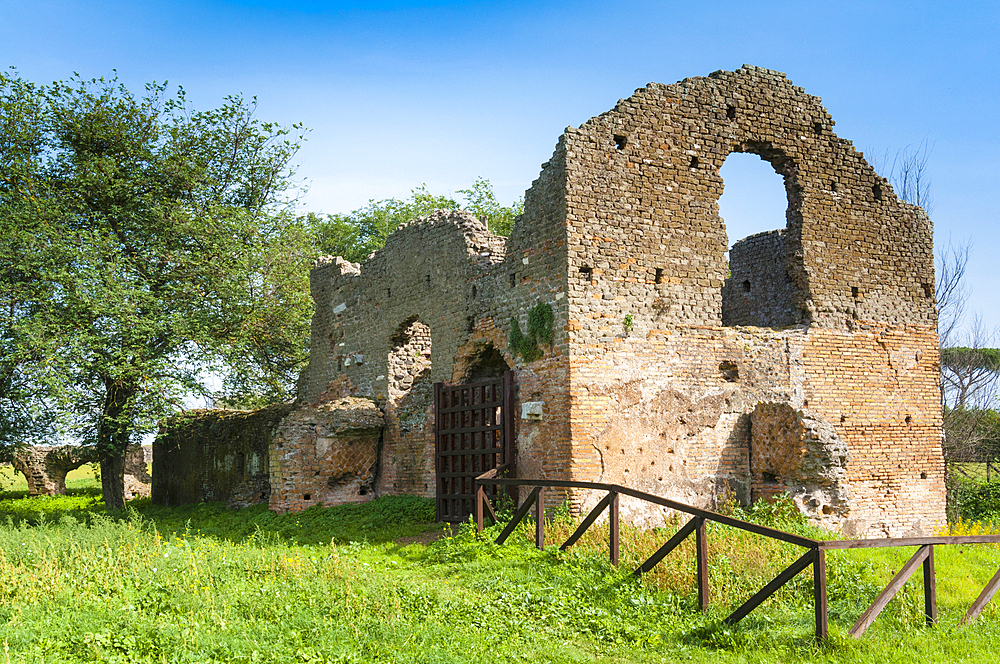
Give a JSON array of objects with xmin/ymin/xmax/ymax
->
[{"xmin": 434, "ymin": 348, "xmax": 515, "ymax": 522}]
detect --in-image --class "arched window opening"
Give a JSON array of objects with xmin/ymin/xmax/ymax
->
[
  {"xmin": 718, "ymin": 152, "xmax": 788, "ymax": 260},
  {"xmin": 718, "ymin": 151, "xmax": 798, "ymax": 328},
  {"xmin": 461, "ymin": 343, "xmax": 511, "ymax": 382}
]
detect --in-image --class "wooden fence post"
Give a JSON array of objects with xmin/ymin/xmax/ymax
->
[
  {"xmin": 609, "ymin": 491, "xmax": 619, "ymax": 566},
  {"xmin": 535, "ymin": 487, "xmax": 545, "ymax": 549},
  {"xmin": 696, "ymin": 517, "xmax": 709, "ymax": 610},
  {"xmin": 814, "ymin": 548, "xmax": 828, "ymax": 640},
  {"xmin": 923, "ymin": 544, "xmax": 937, "ymax": 626},
  {"xmin": 475, "ymin": 485, "xmax": 484, "ymax": 532}
]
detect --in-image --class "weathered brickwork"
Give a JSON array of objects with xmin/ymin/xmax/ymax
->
[
  {"xmin": 723, "ymin": 230, "xmax": 796, "ymax": 328},
  {"xmin": 268, "ymin": 397, "xmax": 383, "ymax": 513},
  {"xmin": 153, "ymin": 65, "xmax": 944, "ymax": 535},
  {"xmin": 799, "ymin": 327, "xmax": 945, "ymax": 536},
  {"xmin": 545, "ymin": 66, "xmax": 943, "ymax": 534},
  {"xmin": 558, "ymin": 66, "xmax": 935, "ymax": 338},
  {"xmin": 9, "ymin": 444, "xmax": 149, "ymax": 498},
  {"xmin": 750, "ymin": 402, "xmax": 851, "ymax": 529},
  {"xmin": 300, "ymin": 197, "xmax": 573, "ymax": 502}
]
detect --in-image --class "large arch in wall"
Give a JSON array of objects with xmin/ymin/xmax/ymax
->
[
  {"xmin": 556, "ymin": 65, "xmax": 935, "ymax": 333},
  {"xmin": 717, "ymin": 142, "xmax": 807, "ymax": 328}
]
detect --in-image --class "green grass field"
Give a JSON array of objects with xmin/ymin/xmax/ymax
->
[
  {"xmin": 953, "ymin": 462, "xmax": 999, "ymax": 482},
  {"xmin": 1, "ymin": 475, "xmax": 999, "ymax": 663}
]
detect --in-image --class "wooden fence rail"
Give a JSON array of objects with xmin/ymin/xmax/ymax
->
[{"xmin": 475, "ymin": 475, "xmax": 1000, "ymax": 640}]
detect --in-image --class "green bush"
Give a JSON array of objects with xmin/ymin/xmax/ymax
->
[
  {"xmin": 509, "ymin": 302, "xmax": 554, "ymax": 363},
  {"xmin": 954, "ymin": 478, "xmax": 1000, "ymax": 523}
]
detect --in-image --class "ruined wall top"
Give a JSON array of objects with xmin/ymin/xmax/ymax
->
[
  {"xmin": 540, "ymin": 64, "xmax": 935, "ymax": 336},
  {"xmin": 303, "ymin": 65, "xmax": 937, "ymax": 403},
  {"xmin": 302, "ymin": 209, "xmax": 517, "ymax": 402}
]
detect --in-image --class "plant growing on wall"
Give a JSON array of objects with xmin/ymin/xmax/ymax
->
[{"xmin": 509, "ymin": 302, "xmax": 554, "ymax": 363}]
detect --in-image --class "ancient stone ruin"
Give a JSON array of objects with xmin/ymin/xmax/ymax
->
[
  {"xmin": 156, "ymin": 65, "xmax": 945, "ymax": 537},
  {"xmin": 8, "ymin": 444, "xmax": 151, "ymax": 499}
]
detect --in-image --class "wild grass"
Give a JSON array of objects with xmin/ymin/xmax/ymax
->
[
  {"xmin": 1, "ymin": 477, "xmax": 999, "ymax": 663},
  {"xmin": 952, "ymin": 462, "xmax": 997, "ymax": 483}
]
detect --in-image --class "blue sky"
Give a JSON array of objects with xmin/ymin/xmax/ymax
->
[{"xmin": 3, "ymin": 0, "xmax": 998, "ymax": 335}]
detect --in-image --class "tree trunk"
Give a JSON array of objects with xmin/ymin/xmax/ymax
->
[
  {"xmin": 97, "ymin": 377, "xmax": 136, "ymax": 510},
  {"xmin": 100, "ymin": 452, "xmax": 126, "ymax": 510}
]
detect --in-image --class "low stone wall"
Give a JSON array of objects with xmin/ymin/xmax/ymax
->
[{"xmin": 152, "ymin": 404, "xmax": 295, "ymax": 507}]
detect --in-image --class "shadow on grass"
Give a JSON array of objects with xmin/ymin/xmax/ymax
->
[{"xmin": 0, "ymin": 490, "xmax": 440, "ymax": 546}]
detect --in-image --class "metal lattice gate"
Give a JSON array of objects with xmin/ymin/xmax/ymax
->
[{"xmin": 434, "ymin": 371, "xmax": 514, "ymax": 522}]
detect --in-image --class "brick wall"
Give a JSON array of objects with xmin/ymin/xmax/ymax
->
[
  {"xmin": 800, "ymin": 327, "xmax": 945, "ymax": 536},
  {"xmin": 286, "ymin": 65, "xmax": 945, "ymax": 534},
  {"xmin": 153, "ymin": 405, "xmax": 293, "ymax": 507},
  {"xmin": 269, "ymin": 397, "xmax": 383, "ymax": 513}
]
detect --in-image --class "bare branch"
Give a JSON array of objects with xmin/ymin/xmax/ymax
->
[{"xmin": 935, "ymin": 237, "xmax": 971, "ymax": 347}]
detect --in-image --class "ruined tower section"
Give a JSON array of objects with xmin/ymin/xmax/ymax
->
[
  {"xmin": 556, "ymin": 66, "xmax": 943, "ymax": 535},
  {"xmin": 722, "ymin": 230, "xmax": 796, "ymax": 328},
  {"xmin": 298, "ymin": 212, "xmax": 505, "ymax": 501}
]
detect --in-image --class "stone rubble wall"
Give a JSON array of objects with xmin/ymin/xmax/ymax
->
[
  {"xmin": 268, "ymin": 397, "xmax": 383, "ymax": 513},
  {"xmin": 750, "ymin": 402, "xmax": 851, "ymax": 530},
  {"xmin": 723, "ymin": 230, "xmax": 796, "ymax": 328},
  {"xmin": 8, "ymin": 444, "xmax": 149, "ymax": 498}
]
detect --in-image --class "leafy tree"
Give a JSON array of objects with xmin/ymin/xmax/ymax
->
[
  {"xmin": 457, "ymin": 176, "xmax": 524, "ymax": 237},
  {"xmin": 940, "ymin": 347, "xmax": 1000, "ymax": 409},
  {"xmin": 0, "ymin": 72, "xmax": 71, "ymax": 455},
  {"xmin": 0, "ymin": 69, "xmax": 312, "ymax": 508},
  {"xmin": 940, "ymin": 346, "xmax": 1000, "ymax": 486},
  {"xmin": 312, "ymin": 178, "xmax": 523, "ymax": 263}
]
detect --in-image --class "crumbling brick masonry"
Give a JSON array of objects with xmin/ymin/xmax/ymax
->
[
  {"xmin": 160, "ymin": 65, "xmax": 946, "ymax": 536},
  {"xmin": 296, "ymin": 65, "xmax": 945, "ymax": 536},
  {"xmin": 153, "ymin": 404, "xmax": 294, "ymax": 508},
  {"xmin": 268, "ymin": 397, "xmax": 383, "ymax": 513}
]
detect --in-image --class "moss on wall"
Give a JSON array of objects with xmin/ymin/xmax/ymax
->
[{"xmin": 152, "ymin": 403, "xmax": 295, "ymax": 507}]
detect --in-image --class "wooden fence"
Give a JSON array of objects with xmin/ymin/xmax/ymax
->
[{"xmin": 475, "ymin": 476, "xmax": 1000, "ymax": 640}]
